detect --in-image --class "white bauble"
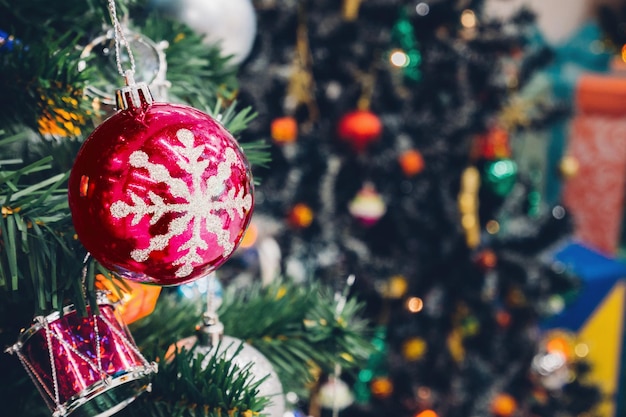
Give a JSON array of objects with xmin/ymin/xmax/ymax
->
[
  {"xmin": 176, "ymin": 0, "xmax": 257, "ymax": 64},
  {"xmin": 174, "ymin": 335, "xmax": 285, "ymax": 417},
  {"xmin": 532, "ymin": 351, "xmax": 570, "ymax": 391},
  {"xmin": 319, "ymin": 376, "xmax": 354, "ymax": 410}
]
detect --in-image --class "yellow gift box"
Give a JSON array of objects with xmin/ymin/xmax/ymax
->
[{"xmin": 543, "ymin": 242, "xmax": 626, "ymax": 417}]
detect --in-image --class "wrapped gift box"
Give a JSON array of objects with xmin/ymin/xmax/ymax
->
[
  {"xmin": 542, "ymin": 242, "xmax": 626, "ymax": 417},
  {"xmin": 561, "ymin": 73, "xmax": 626, "ymax": 255}
]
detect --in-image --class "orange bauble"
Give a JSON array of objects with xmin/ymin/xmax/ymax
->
[
  {"xmin": 271, "ymin": 116, "xmax": 298, "ymax": 144},
  {"xmin": 544, "ymin": 331, "xmax": 575, "ymax": 360},
  {"xmin": 370, "ymin": 377, "xmax": 394, "ymax": 399},
  {"xmin": 491, "ymin": 393, "xmax": 517, "ymax": 417},
  {"xmin": 288, "ymin": 203, "xmax": 314, "ymax": 228},
  {"xmin": 559, "ymin": 155, "xmax": 579, "ymax": 179},
  {"xmin": 399, "ymin": 149, "xmax": 425, "ymax": 176},
  {"xmin": 239, "ymin": 222, "xmax": 258, "ymax": 249},
  {"xmin": 96, "ymin": 274, "xmax": 161, "ymax": 324},
  {"xmin": 415, "ymin": 410, "xmax": 438, "ymax": 417},
  {"xmin": 337, "ymin": 110, "xmax": 382, "ymax": 153}
]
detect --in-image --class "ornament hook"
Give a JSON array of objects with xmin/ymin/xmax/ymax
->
[
  {"xmin": 107, "ymin": 0, "xmax": 153, "ymax": 110},
  {"xmin": 196, "ymin": 273, "xmax": 224, "ymax": 347}
]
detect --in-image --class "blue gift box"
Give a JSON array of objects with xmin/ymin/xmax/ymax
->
[{"xmin": 542, "ymin": 242, "xmax": 626, "ymax": 417}]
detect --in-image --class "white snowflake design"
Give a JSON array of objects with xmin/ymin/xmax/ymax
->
[{"xmin": 110, "ymin": 128, "xmax": 252, "ymax": 278}]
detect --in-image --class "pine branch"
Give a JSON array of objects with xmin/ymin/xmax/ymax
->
[
  {"xmin": 134, "ymin": 12, "xmax": 239, "ymax": 108},
  {"xmin": 208, "ymin": 101, "xmax": 270, "ymax": 171},
  {"xmin": 0, "ymin": 33, "xmax": 93, "ymax": 134},
  {"xmin": 124, "ymin": 345, "xmax": 270, "ymax": 417},
  {"xmin": 0, "ymin": 131, "xmax": 85, "ymax": 314},
  {"xmin": 131, "ymin": 280, "xmax": 374, "ymax": 398}
]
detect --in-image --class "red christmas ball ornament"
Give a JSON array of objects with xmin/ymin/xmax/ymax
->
[
  {"xmin": 475, "ymin": 249, "xmax": 497, "ymax": 270},
  {"xmin": 337, "ymin": 110, "xmax": 382, "ymax": 153},
  {"xmin": 474, "ymin": 127, "xmax": 511, "ymax": 160},
  {"xmin": 68, "ymin": 78, "xmax": 254, "ymax": 286},
  {"xmin": 495, "ymin": 309, "xmax": 512, "ymax": 328}
]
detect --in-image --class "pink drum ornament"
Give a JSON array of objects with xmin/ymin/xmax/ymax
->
[{"xmin": 6, "ymin": 295, "xmax": 157, "ymax": 417}]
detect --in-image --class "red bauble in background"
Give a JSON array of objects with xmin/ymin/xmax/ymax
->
[
  {"xmin": 337, "ymin": 110, "xmax": 382, "ymax": 153},
  {"xmin": 68, "ymin": 101, "xmax": 254, "ymax": 286},
  {"xmin": 473, "ymin": 126, "xmax": 511, "ymax": 160}
]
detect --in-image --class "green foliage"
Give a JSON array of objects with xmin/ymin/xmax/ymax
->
[
  {"xmin": 208, "ymin": 100, "xmax": 270, "ymax": 171},
  {"xmin": 135, "ymin": 12, "xmax": 238, "ymax": 108},
  {"xmin": 129, "ymin": 288, "xmax": 203, "ymax": 350},
  {"xmin": 0, "ymin": 33, "xmax": 94, "ymax": 134},
  {"xmin": 220, "ymin": 280, "xmax": 373, "ymax": 396},
  {"xmin": 131, "ymin": 280, "xmax": 374, "ymax": 398},
  {"xmin": 123, "ymin": 346, "xmax": 270, "ymax": 417},
  {"xmin": 0, "ymin": 130, "xmax": 85, "ymax": 315}
]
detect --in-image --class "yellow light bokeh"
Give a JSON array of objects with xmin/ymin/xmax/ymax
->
[
  {"xmin": 461, "ymin": 10, "xmax": 477, "ymax": 28},
  {"xmin": 486, "ymin": 220, "xmax": 500, "ymax": 234},
  {"xmin": 407, "ymin": 297, "xmax": 424, "ymax": 313},
  {"xmin": 461, "ymin": 213, "xmax": 477, "ymax": 229},
  {"xmin": 390, "ymin": 49, "xmax": 409, "ymax": 68},
  {"xmin": 575, "ymin": 343, "xmax": 590, "ymax": 358}
]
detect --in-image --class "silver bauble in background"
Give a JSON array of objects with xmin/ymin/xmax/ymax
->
[
  {"xmin": 174, "ymin": 334, "xmax": 285, "ymax": 417},
  {"xmin": 176, "ymin": 0, "xmax": 257, "ymax": 64}
]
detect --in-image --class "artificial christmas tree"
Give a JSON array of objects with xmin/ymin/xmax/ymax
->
[{"xmin": 237, "ymin": 1, "xmax": 603, "ymax": 416}]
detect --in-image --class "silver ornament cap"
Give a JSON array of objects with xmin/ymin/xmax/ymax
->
[{"xmin": 115, "ymin": 70, "xmax": 153, "ymax": 110}]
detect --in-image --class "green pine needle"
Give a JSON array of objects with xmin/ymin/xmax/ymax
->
[
  {"xmin": 131, "ymin": 280, "xmax": 374, "ymax": 399},
  {"xmin": 124, "ymin": 344, "xmax": 270, "ymax": 417},
  {"xmin": 220, "ymin": 281, "xmax": 374, "ymax": 396},
  {"xmin": 0, "ymin": 131, "xmax": 84, "ymax": 314}
]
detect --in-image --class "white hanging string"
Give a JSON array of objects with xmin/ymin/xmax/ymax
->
[
  {"xmin": 107, "ymin": 0, "xmax": 135, "ymax": 79},
  {"xmin": 204, "ymin": 272, "xmax": 221, "ymax": 323}
]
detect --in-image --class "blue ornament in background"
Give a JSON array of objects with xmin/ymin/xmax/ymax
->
[
  {"xmin": 0, "ymin": 29, "xmax": 17, "ymax": 52},
  {"xmin": 179, "ymin": 273, "xmax": 224, "ymax": 301}
]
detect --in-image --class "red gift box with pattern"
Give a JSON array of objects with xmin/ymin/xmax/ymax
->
[{"xmin": 562, "ymin": 73, "xmax": 626, "ymax": 254}]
